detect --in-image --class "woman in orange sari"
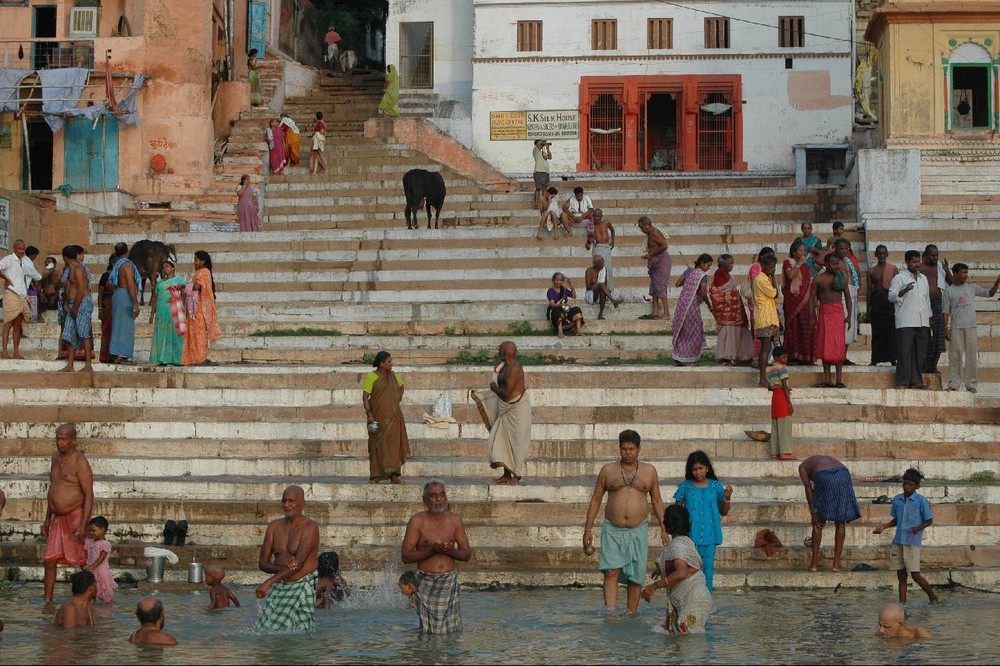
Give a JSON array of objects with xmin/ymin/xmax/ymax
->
[
  {"xmin": 709, "ymin": 254, "xmax": 753, "ymax": 366},
  {"xmin": 181, "ymin": 250, "xmax": 220, "ymax": 366},
  {"xmin": 362, "ymin": 351, "xmax": 410, "ymax": 484}
]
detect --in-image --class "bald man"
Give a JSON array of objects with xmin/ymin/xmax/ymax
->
[
  {"xmin": 877, "ymin": 602, "xmax": 932, "ymax": 639},
  {"xmin": 471, "ymin": 341, "xmax": 531, "ymax": 485},
  {"xmin": 129, "ymin": 597, "xmax": 178, "ymax": 646},
  {"xmin": 255, "ymin": 485, "xmax": 320, "ymax": 632}
]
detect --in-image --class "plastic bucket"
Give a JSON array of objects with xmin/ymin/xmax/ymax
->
[{"xmin": 146, "ymin": 555, "xmax": 166, "ymax": 583}]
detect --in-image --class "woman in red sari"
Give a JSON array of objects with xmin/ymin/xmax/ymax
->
[
  {"xmin": 709, "ymin": 254, "xmax": 753, "ymax": 365},
  {"xmin": 781, "ymin": 240, "xmax": 814, "ymax": 365},
  {"xmin": 265, "ymin": 118, "xmax": 285, "ymax": 174}
]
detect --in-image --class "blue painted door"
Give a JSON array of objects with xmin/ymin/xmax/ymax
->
[
  {"xmin": 64, "ymin": 117, "xmax": 119, "ymax": 190},
  {"xmin": 248, "ymin": 1, "xmax": 267, "ymax": 59}
]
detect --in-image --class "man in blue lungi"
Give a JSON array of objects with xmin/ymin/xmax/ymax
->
[{"xmin": 799, "ymin": 455, "xmax": 861, "ymax": 573}]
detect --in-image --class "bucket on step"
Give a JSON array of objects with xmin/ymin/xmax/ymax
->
[
  {"xmin": 146, "ymin": 555, "xmax": 166, "ymax": 583},
  {"xmin": 188, "ymin": 561, "xmax": 204, "ymax": 584}
]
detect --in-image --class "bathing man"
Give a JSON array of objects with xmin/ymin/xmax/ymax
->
[
  {"xmin": 255, "ymin": 485, "xmax": 320, "ymax": 632},
  {"xmin": 401, "ymin": 480, "xmax": 472, "ymax": 634},
  {"xmin": 130, "ymin": 597, "xmax": 179, "ymax": 645},
  {"xmin": 799, "ymin": 455, "xmax": 861, "ymax": 572},
  {"xmin": 877, "ymin": 602, "xmax": 932, "ymax": 639},
  {"xmin": 583, "ymin": 430, "xmax": 670, "ymax": 614},
  {"xmin": 52, "ymin": 570, "xmax": 97, "ymax": 628},
  {"xmin": 43, "ymin": 422, "xmax": 93, "ymax": 602}
]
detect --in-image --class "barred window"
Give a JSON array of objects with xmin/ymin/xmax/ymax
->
[
  {"xmin": 779, "ymin": 16, "xmax": 805, "ymax": 48},
  {"xmin": 517, "ymin": 21, "xmax": 542, "ymax": 52},
  {"xmin": 592, "ymin": 19, "xmax": 617, "ymax": 51},
  {"xmin": 647, "ymin": 18, "xmax": 673, "ymax": 50},
  {"xmin": 704, "ymin": 17, "xmax": 730, "ymax": 49}
]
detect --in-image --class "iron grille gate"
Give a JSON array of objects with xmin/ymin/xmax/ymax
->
[
  {"xmin": 697, "ymin": 92, "xmax": 734, "ymax": 170},
  {"xmin": 588, "ymin": 93, "xmax": 624, "ymax": 171}
]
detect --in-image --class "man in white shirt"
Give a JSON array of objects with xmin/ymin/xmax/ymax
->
[
  {"xmin": 561, "ymin": 187, "xmax": 595, "ymax": 229},
  {"xmin": 0, "ymin": 239, "xmax": 43, "ymax": 359},
  {"xmin": 888, "ymin": 250, "xmax": 932, "ymax": 389}
]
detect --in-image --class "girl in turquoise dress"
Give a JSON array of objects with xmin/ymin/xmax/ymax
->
[
  {"xmin": 673, "ymin": 450, "xmax": 733, "ymax": 591},
  {"xmin": 149, "ymin": 260, "xmax": 186, "ymax": 365}
]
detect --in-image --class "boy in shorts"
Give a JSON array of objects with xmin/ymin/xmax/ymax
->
[{"xmin": 873, "ymin": 468, "xmax": 939, "ymax": 603}]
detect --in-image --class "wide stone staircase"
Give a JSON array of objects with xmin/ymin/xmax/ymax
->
[{"xmin": 2, "ymin": 71, "xmax": 999, "ymax": 594}]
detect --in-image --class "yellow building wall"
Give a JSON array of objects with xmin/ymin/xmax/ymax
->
[
  {"xmin": 0, "ymin": 112, "xmax": 24, "ymax": 191},
  {"xmin": 882, "ymin": 20, "xmax": 1000, "ymax": 140}
]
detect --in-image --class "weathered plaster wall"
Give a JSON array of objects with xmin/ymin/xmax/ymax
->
[
  {"xmin": 0, "ymin": 112, "xmax": 24, "ymax": 191},
  {"xmin": 386, "ymin": 0, "xmax": 474, "ymax": 108},
  {"xmin": 0, "ymin": 188, "xmax": 89, "ymax": 257},
  {"xmin": 856, "ymin": 148, "xmax": 920, "ymax": 216}
]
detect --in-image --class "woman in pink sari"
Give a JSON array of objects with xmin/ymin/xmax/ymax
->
[
  {"xmin": 265, "ymin": 118, "xmax": 285, "ymax": 174},
  {"xmin": 236, "ymin": 174, "xmax": 260, "ymax": 232},
  {"xmin": 782, "ymin": 240, "xmax": 814, "ymax": 365},
  {"xmin": 671, "ymin": 253, "xmax": 713, "ymax": 365}
]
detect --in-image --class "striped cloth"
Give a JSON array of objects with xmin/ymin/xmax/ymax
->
[
  {"xmin": 415, "ymin": 570, "xmax": 463, "ymax": 635},
  {"xmin": 812, "ymin": 467, "xmax": 861, "ymax": 523},
  {"xmin": 168, "ymin": 284, "xmax": 187, "ymax": 336},
  {"xmin": 254, "ymin": 571, "xmax": 317, "ymax": 633}
]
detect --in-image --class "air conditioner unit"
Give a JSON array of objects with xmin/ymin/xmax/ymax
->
[{"xmin": 70, "ymin": 7, "xmax": 99, "ymax": 37}]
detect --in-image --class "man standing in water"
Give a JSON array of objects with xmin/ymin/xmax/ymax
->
[
  {"xmin": 401, "ymin": 480, "xmax": 472, "ymax": 634},
  {"xmin": 472, "ymin": 341, "xmax": 531, "ymax": 485},
  {"xmin": 43, "ymin": 423, "xmax": 93, "ymax": 602},
  {"xmin": 583, "ymin": 430, "xmax": 669, "ymax": 615},
  {"xmin": 799, "ymin": 455, "xmax": 861, "ymax": 572},
  {"xmin": 255, "ymin": 485, "xmax": 320, "ymax": 632}
]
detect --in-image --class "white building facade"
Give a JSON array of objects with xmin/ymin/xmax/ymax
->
[{"xmin": 386, "ymin": 0, "xmax": 855, "ymax": 175}]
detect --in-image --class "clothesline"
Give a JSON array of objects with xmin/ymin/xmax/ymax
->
[{"xmin": 0, "ymin": 67, "xmax": 145, "ymax": 130}]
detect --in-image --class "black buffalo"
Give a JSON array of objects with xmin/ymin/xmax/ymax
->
[
  {"xmin": 128, "ymin": 240, "xmax": 177, "ymax": 305},
  {"xmin": 402, "ymin": 169, "xmax": 446, "ymax": 230}
]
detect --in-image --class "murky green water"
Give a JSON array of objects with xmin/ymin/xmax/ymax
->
[{"xmin": 1, "ymin": 581, "xmax": 997, "ymax": 664}]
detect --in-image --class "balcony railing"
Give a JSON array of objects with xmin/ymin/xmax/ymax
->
[{"xmin": 0, "ymin": 38, "xmax": 95, "ymax": 71}]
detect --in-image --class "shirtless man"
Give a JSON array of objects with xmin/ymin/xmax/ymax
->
[
  {"xmin": 586, "ymin": 209, "xmax": 617, "ymax": 293},
  {"xmin": 877, "ymin": 602, "xmax": 932, "ymax": 639},
  {"xmin": 638, "ymin": 217, "xmax": 671, "ymax": 320},
  {"xmin": 401, "ymin": 480, "xmax": 472, "ymax": 634},
  {"xmin": 919, "ymin": 244, "xmax": 950, "ymax": 374},
  {"xmin": 52, "ymin": 570, "xmax": 96, "ymax": 628},
  {"xmin": 799, "ymin": 455, "xmax": 861, "ymax": 572},
  {"xmin": 585, "ymin": 255, "xmax": 622, "ymax": 320},
  {"xmin": 255, "ymin": 485, "xmax": 320, "ymax": 633},
  {"xmin": 129, "ymin": 597, "xmax": 178, "ymax": 646},
  {"xmin": 804, "ymin": 253, "xmax": 849, "ymax": 388},
  {"xmin": 481, "ymin": 341, "xmax": 530, "ymax": 485},
  {"xmin": 60, "ymin": 245, "xmax": 94, "ymax": 372},
  {"xmin": 866, "ymin": 244, "xmax": 897, "ymax": 366},
  {"xmin": 42, "ymin": 423, "xmax": 93, "ymax": 602},
  {"xmin": 583, "ymin": 430, "xmax": 669, "ymax": 614}
]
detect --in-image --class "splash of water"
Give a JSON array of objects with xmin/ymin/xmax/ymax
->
[{"xmin": 336, "ymin": 563, "xmax": 410, "ymax": 610}]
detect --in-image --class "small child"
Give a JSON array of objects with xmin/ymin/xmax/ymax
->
[
  {"xmin": 315, "ymin": 551, "xmax": 350, "ymax": 608},
  {"xmin": 84, "ymin": 516, "xmax": 117, "ymax": 604},
  {"xmin": 877, "ymin": 602, "xmax": 932, "ymax": 639},
  {"xmin": 873, "ymin": 468, "xmax": 939, "ymax": 604},
  {"xmin": 673, "ymin": 451, "xmax": 733, "ymax": 592},
  {"xmin": 942, "ymin": 263, "xmax": 1000, "ymax": 393},
  {"xmin": 536, "ymin": 187, "xmax": 562, "ymax": 241},
  {"xmin": 766, "ymin": 346, "xmax": 796, "ymax": 461},
  {"xmin": 398, "ymin": 570, "xmax": 418, "ymax": 609},
  {"xmin": 205, "ymin": 565, "xmax": 240, "ymax": 609}
]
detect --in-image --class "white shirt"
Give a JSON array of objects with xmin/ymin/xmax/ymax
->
[
  {"xmin": 888, "ymin": 270, "xmax": 932, "ymax": 329},
  {"xmin": 0, "ymin": 253, "xmax": 42, "ymax": 298},
  {"xmin": 566, "ymin": 195, "xmax": 594, "ymax": 217}
]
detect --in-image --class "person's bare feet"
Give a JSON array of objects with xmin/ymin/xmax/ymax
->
[
  {"xmin": 809, "ymin": 564, "xmax": 820, "ymax": 572},
  {"xmin": 390, "ymin": 474, "xmax": 403, "ymax": 485},
  {"xmin": 369, "ymin": 478, "xmax": 381, "ymax": 484},
  {"xmin": 0, "ymin": 352, "xmax": 8, "ymax": 360},
  {"xmin": 11, "ymin": 353, "xmax": 22, "ymax": 360},
  {"xmin": 58, "ymin": 365, "xmax": 74, "ymax": 372},
  {"xmin": 79, "ymin": 364, "xmax": 94, "ymax": 373},
  {"xmin": 831, "ymin": 565, "xmax": 843, "ymax": 573},
  {"xmin": 597, "ymin": 314, "xmax": 605, "ymax": 320}
]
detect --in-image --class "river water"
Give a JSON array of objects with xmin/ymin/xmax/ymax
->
[{"xmin": 0, "ymin": 582, "xmax": 997, "ymax": 664}]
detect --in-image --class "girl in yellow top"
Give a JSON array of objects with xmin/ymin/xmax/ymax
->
[
  {"xmin": 753, "ymin": 253, "xmax": 780, "ymax": 388},
  {"xmin": 362, "ymin": 351, "xmax": 410, "ymax": 484}
]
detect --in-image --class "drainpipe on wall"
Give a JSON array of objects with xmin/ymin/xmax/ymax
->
[{"xmin": 226, "ymin": 0, "xmax": 235, "ymax": 80}]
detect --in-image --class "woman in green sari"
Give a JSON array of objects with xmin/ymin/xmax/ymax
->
[
  {"xmin": 149, "ymin": 260, "xmax": 186, "ymax": 366},
  {"xmin": 378, "ymin": 65, "xmax": 400, "ymax": 117}
]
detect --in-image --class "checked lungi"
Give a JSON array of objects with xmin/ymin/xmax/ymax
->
[
  {"xmin": 415, "ymin": 570, "xmax": 463, "ymax": 635},
  {"xmin": 812, "ymin": 467, "xmax": 861, "ymax": 523},
  {"xmin": 254, "ymin": 571, "xmax": 317, "ymax": 633}
]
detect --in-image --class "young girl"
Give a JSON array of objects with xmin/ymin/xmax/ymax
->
[
  {"xmin": 84, "ymin": 516, "xmax": 117, "ymax": 604},
  {"xmin": 767, "ymin": 346, "xmax": 796, "ymax": 460},
  {"xmin": 673, "ymin": 451, "xmax": 733, "ymax": 591}
]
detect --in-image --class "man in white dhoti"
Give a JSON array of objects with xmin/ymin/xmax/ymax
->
[{"xmin": 471, "ymin": 341, "xmax": 531, "ymax": 485}]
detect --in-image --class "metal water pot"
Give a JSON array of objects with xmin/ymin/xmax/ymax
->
[
  {"xmin": 188, "ymin": 561, "xmax": 204, "ymax": 584},
  {"xmin": 146, "ymin": 555, "xmax": 165, "ymax": 583}
]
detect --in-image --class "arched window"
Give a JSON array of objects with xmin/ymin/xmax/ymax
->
[{"xmin": 948, "ymin": 42, "xmax": 995, "ymax": 131}]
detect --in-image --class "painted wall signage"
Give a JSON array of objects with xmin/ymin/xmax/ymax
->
[
  {"xmin": 0, "ymin": 195, "xmax": 9, "ymax": 252},
  {"xmin": 489, "ymin": 110, "xmax": 579, "ymax": 141}
]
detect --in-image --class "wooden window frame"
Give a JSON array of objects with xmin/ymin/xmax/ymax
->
[
  {"xmin": 592, "ymin": 19, "xmax": 617, "ymax": 51},
  {"xmin": 704, "ymin": 17, "xmax": 730, "ymax": 49},
  {"xmin": 778, "ymin": 16, "xmax": 805, "ymax": 48},
  {"xmin": 647, "ymin": 18, "xmax": 673, "ymax": 50},
  {"xmin": 517, "ymin": 20, "xmax": 543, "ymax": 52}
]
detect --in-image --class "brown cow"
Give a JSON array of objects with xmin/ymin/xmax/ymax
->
[{"xmin": 129, "ymin": 240, "xmax": 177, "ymax": 305}]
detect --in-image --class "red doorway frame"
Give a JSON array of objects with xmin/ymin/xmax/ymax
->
[{"xmin": 578, "ymin": 74, "xmax": 747, "ymax": 172}]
